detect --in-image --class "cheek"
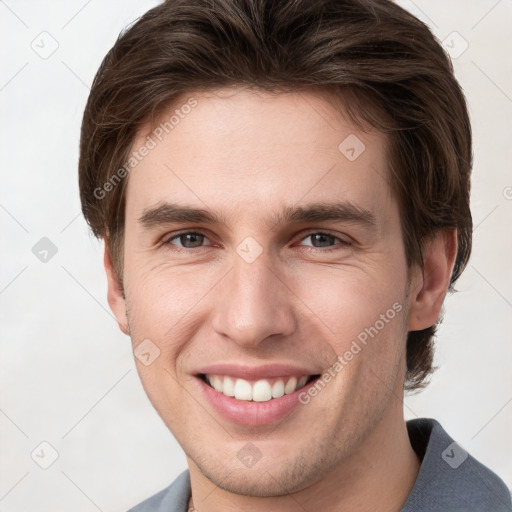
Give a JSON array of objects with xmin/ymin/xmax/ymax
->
[
  {"xmin": 124, "ymin": 261, "xmax": 224, "ymax": 367},
  {"xmin": 127, "ymin": 260, "xmax": 204, "ymax": 320},
  {"xmin": 302, "ymin": 268, "xmax": 407, "ymax": 407},
  {"xmin": 297, "ymin": 261, "xmax": 405, "ymax": 328}
]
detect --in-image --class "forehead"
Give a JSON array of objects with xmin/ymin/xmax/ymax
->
[{"xmin": 125, "ymin": 87, "xmax": 393, "ymax": 227}]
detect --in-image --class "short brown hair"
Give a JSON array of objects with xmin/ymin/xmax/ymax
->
[{"xmin": 79, "ymin": 0, "xmax": 472, "ymax": 392}]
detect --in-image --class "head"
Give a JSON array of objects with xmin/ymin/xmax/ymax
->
[{"xmin": 78, "ymin": 0, "xmax": 472, "ymax": 497}]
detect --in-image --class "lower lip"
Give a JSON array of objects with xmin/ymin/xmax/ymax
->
[{"xmin": 194, "ymin": 376, "xmax": 318, "ymax": 426}]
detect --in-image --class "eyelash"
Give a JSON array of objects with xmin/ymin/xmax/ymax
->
[{"xmin": 162, "ymin": 230, "xmax": 352, "ymax": 253}]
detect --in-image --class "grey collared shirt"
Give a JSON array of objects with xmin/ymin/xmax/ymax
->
[{"xmin": 127, "ymin": 418, "xmax": 512, "ymax": 511}]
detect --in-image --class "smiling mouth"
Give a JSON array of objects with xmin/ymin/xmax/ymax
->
[{"xmin": 199, "ymin": 373, "xmax": 321, "ymax": 402}]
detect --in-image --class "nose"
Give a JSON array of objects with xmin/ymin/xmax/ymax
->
[{"xmin": 210, "ymin": 248, "xmax": 297, "ymax": 348}]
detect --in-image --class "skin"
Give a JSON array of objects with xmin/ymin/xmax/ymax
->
[{"xmin": 105, "ymin": 87, "xmax": 457, "ymax": 512}]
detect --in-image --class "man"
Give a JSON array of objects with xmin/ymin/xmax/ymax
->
[{"xmin": 78, "ymin": 0, "xmax": 511, "ymax": 510}]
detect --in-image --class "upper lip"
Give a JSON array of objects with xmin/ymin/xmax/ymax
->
[{"xmin": 195, "ymin": 363, "xmax": 321, "ymax": 381}]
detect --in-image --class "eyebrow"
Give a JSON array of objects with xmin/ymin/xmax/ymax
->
[{"xmin": 138, "ymin": 201, "xmax": 378, "ymax": 232}]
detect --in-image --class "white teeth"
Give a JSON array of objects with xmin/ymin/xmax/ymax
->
[
  {"xmin": 205, "ymin": 374, "xmax": 310, "ymax": 401},
  {"xmin": 284, "ymin": 376, "xmax": 297, "ymax": 394},
  {"xmin": 271, "ymin": 380, "xmax": 285, "ymax": 398},
  {"xmin": 252, "ymin": 380, "xmax": 272, "ymax": 402},
  {"xmin": 211, "ymin": 375, "xmax": 223, "ymax": 392},
  {"xmin": 234, "ymin": 379, "xmax": 252, "ymax": 400},
  {"xmin": 223, "ymin": 376, "xmax": 235, "ymax": 397}
]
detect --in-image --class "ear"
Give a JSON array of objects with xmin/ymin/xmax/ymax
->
[
  {"xmin": 104, "ymin": 242, "xmax": 130, "ymax": 335},
  {"xmin": 407, "ymin": 230, "xmax": 457, "ymax": 331}
]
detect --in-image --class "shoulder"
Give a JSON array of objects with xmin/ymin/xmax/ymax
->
[
  {"xmin": 402, "ymin": 418, "xmax": 511, "ymax": 512},
  {"xmin": 127, "ymin": 470, "xmax": 191, "ymax": 512}
]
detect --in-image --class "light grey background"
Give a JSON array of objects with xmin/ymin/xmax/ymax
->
[{"xmin": 1, "ymin": 1, "xmax": 511, "ymax": 510}]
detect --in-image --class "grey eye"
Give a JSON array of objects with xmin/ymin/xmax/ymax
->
[{"xmin": 170, "ymin": 232, "xmax": 207, "ymax": 248}]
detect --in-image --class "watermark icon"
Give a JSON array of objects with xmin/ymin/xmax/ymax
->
[
  {"xmin": 441, "ymin": 441, "xmax": 468, "ymax": 469},
  {"xmin": 236, "ymin": 236, "xmax": 263, "ymax": 263},
  {"xmin": 338, "ymin": 134, "xmax": 366, "ymax": 161},
  {"xmin": 298, "ymin": 301, "xmax": 403, "ymax": 404},
  {"xmin": 31, "ymin": 31, "xmax": 59, "ymax": 59},
  {"xmin": 237, "ymin": 442, "xmax": 262, "ymax": 468},
  {"xmin": 442, "ymin": 31, "xmax": 469, "ymax": 60},
  {"xmin": 503, "ymin": 186, "xmax": 512, "ymax": 200},
  {"xmin": 133, "ymin": 338, "xmax": 161, "ymax": 366},
  {"xmin": 32, "ymin": 237, "xmax": 58, "ymax": 263},
  {"xmin": 31, "ymin": 441, "xmax": 59, "ymax": 469},
  {"xmin": 93, "ymin": 97, "xmax": 198, "ymax": 200}
]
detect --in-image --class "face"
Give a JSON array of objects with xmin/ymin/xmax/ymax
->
[{"xmin": 108, "ymin": 87, "xmax": 423, "ymax": 496}]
